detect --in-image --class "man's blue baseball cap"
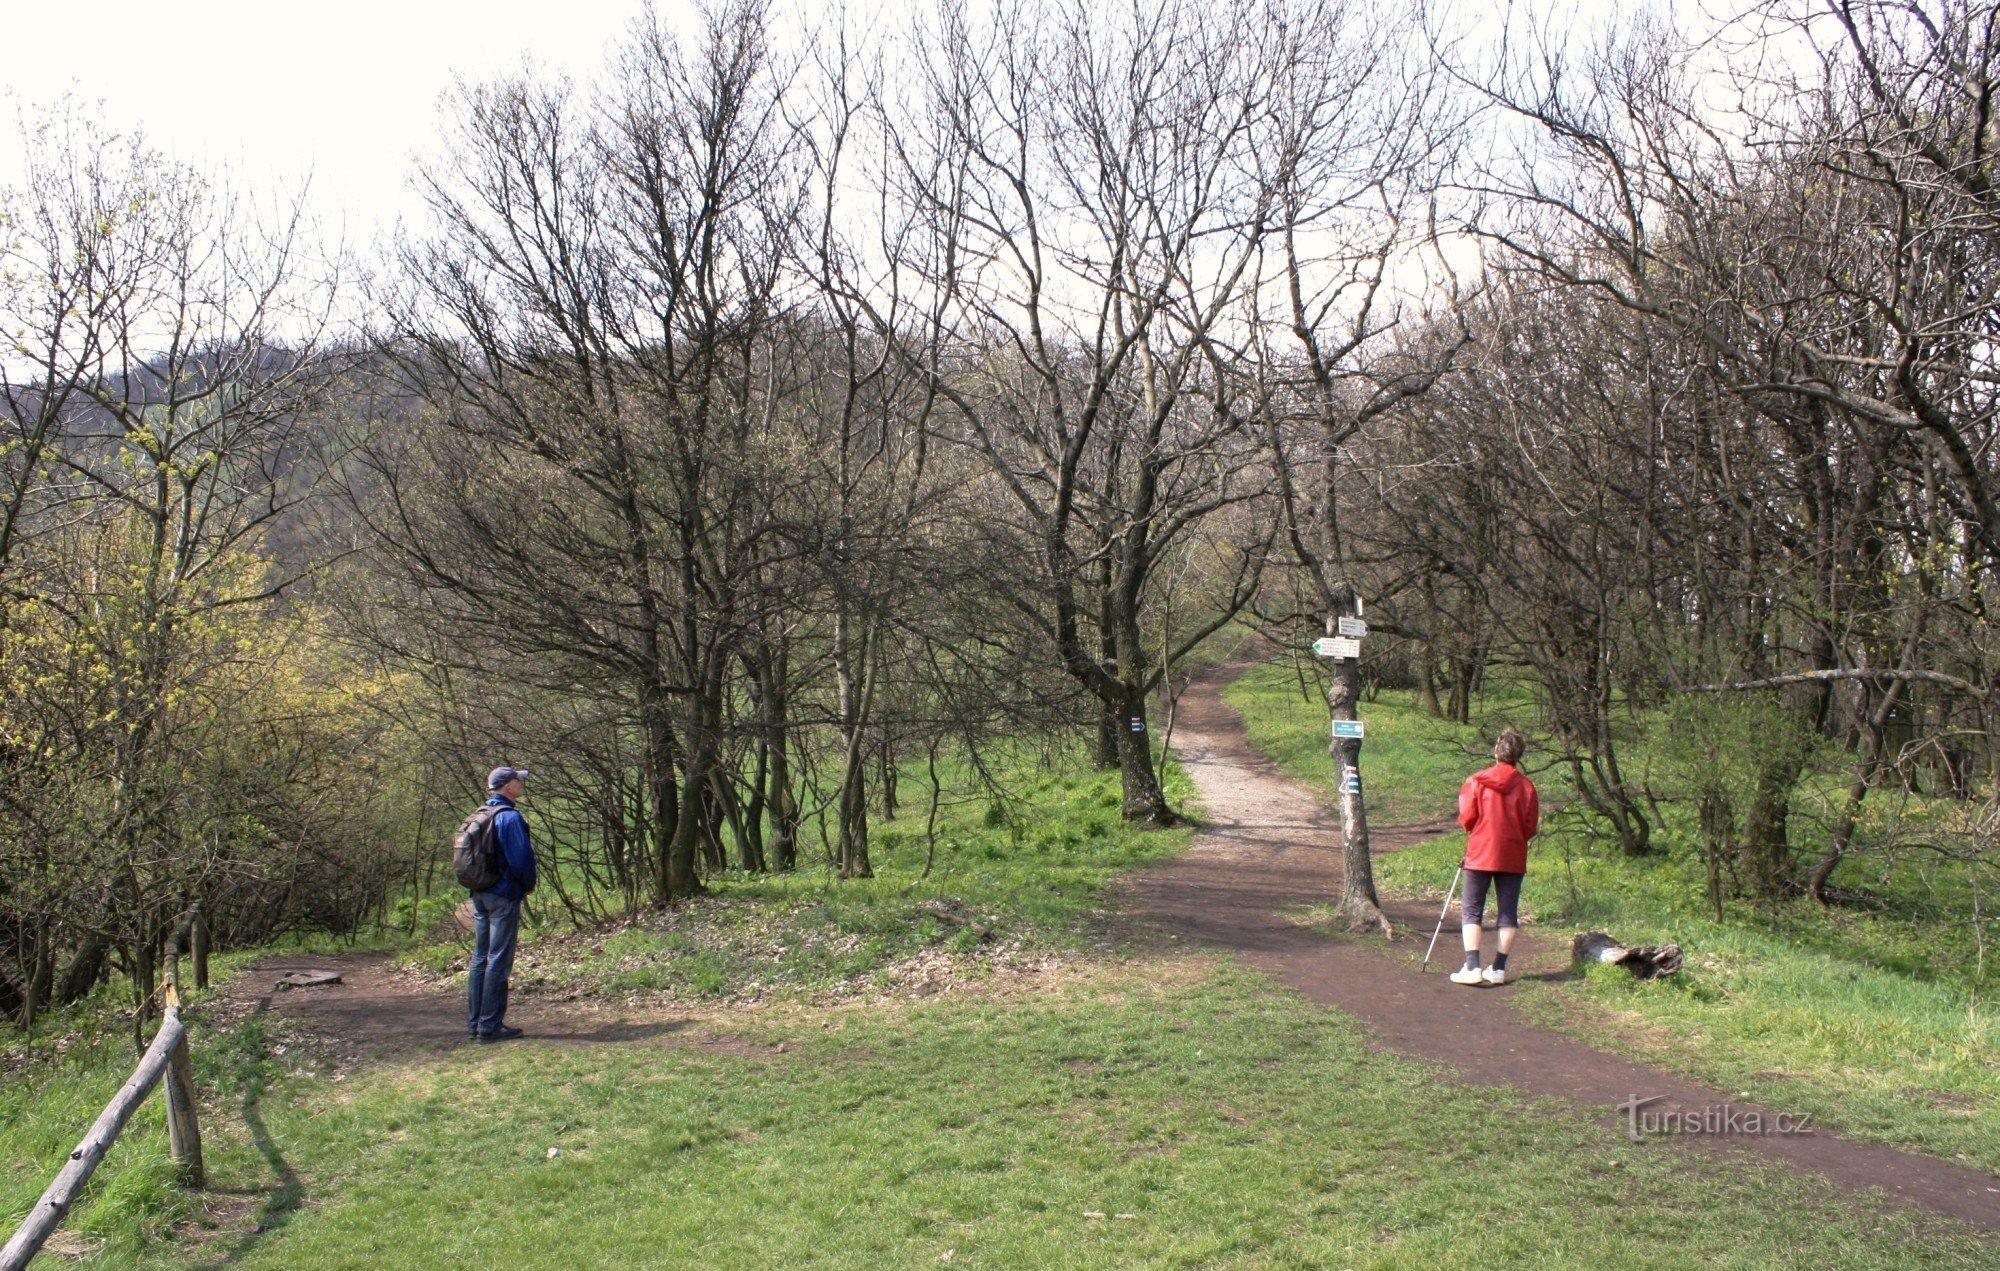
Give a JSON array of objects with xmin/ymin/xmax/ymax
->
[{"xmin": 488, "ymin": 766, "xmax": 531, "ymax": 790}]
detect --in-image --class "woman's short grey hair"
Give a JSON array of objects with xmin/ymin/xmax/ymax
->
[{"xmin": 1493, "ymin": 729, "xmax": 1527, "ymax": 765}]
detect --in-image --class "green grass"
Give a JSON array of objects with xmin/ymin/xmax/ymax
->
[
  {"xmin": 1221, "ymin": 658, "xmax": 1505, "ymax": 823},
  {"xmin": 396, "ymin": 749, "xmax": 1199, "ymax": 1003},
  {"xmin": 0, "ymin": 981, "xmax": 277, "ymax": 1264},
  {"xmin": 3, "ymin": 747, "xmax": 1195, "ymax": 1260},
  {"xmin": 1225, "ymin": 659, "xmax": 2000, "ymax": 1176},
  {"xmin": 160, "ymin": 961, "xmax": 1990, "ymax": 1267},
  {"xmin": 10, "ymin": 692, "xmax": 1996, "ymax": 1265},
  {"xmin": 1373, "ymin": 829, "xmax": 2000, "ymax": 1174}
]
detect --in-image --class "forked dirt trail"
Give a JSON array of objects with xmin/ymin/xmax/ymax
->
[{"xmin": 1124, "ymin": 657, "xmax": 2000, "ymax": 1233}]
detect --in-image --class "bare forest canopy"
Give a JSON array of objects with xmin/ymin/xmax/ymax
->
[{"xmin": 2, "ymin": 0, "xmax": 1997, "ymax": 1025}]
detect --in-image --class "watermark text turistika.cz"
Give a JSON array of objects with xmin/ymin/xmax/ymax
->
[{"xmin": 1617, "ymin": 1095, "xmax": 1815, "ymax": 1142}]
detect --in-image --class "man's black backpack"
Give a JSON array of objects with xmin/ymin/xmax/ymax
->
[{"xmin": 452, "ymin": 804, "xmax": 508, "ymax": 892}]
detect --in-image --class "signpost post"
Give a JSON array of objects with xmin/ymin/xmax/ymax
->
[{"xmin": 1313, "ymin": 587, "xmax": 1387, "ymax": 932}]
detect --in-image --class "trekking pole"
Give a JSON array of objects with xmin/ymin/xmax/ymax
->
[{"xmin": 1420, "ymin": 866, "xmax": 1465, "ymax": 973}]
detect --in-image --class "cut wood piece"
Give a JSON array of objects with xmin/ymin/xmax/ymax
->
[
  {"xmin": 1571, "ymin": 932, "xmax": 1683, "ymax": 980},
  {"xmin": 274, "ymin": 971, "xmax": 343, "ymax": 990}
]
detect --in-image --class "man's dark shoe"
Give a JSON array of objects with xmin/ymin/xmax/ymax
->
[{"xmin": 477, "ymin": 1025, "xmax": 524, "ymax": 1043}]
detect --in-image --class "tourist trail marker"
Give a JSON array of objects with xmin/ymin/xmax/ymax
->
[{"xmin": 1312, "ymin": 636, "xmax": 1362, "ymax": 660}]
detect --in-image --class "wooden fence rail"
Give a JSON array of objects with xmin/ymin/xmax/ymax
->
[{"xmin": 1, "ymin": 986, "xmax": 203, "ymax": 1271}]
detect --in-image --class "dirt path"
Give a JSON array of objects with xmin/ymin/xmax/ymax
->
[
  {"xmin": 221, "ymin": 952, "xmax": 764, "ymax": 1064},
  {"xmin": 1123, "ymin": 656, "xmax": 2000, "ymax": 1233}
]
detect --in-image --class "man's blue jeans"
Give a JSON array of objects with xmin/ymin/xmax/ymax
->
[{"xmin": 467, "ymin": 890, "xmax": 521, "ymax": 1035}]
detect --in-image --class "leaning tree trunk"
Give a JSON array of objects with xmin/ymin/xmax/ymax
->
[
  {"xmin": 53, "ymin": 934, "xmax": 106, "ymax": 1010},
  {"xmin": 1809, "ymin": 674, "xmax": 1909, "ymax": 904}
]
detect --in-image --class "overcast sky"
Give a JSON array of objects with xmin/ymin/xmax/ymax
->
[{"xmin": 2, "ymin": 0, "xmax": 702, "ymax": 246}]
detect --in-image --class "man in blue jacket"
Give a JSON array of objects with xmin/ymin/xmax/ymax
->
[{"xmin": 468, "ymin": 766, "xmax": 537, "ymax": 1042}]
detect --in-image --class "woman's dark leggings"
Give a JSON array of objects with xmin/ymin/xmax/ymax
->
[{"xmin": 1462, "ymin": 869, "xmax": 1524, "ymax": 929}]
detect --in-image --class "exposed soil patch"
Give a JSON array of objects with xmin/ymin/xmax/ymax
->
[
  {"xmin": 213, "ymin": 951, "xmax": 735, "ymax": 1063},
  {"xmin": 210, "ymin": 938, "xmax": 1164, "ymax": 1072},
  {"xmin": 1119, "ymin": 655, "xmax": 2000, "ymax": 1233}
]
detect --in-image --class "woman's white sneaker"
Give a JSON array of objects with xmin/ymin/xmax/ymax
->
[
  {"xmin": 1448, "ymin": 966, "xmax": 1486, "ymax": 985},
  {"xmin": 1482, "ymin": 966, "xmax": 1512, "ymax": 985}
]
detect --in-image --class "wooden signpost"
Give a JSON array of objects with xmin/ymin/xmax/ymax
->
[{"xmin": 1312, "ymin": 588, "xmax": 1389, "ymax": 932}]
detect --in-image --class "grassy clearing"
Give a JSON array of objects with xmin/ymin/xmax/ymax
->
[
  {"xmin": 3, "ymin": 749, "xmax": 1194, "ymax": 1260},
  {"xmin": 7, "ymin": 710, "xmax": 1994, "ymax": 1267},
  {"xmin": 395, "ymin": 751, "xmax": 1199, "ymax": 1005},
  {"xmin": 1225, "ymin": 659, "xmax": 2000, "ymax": 1176},
  {"xmin": 153, "ymin": 959, "xmax": 1989, "ymax": 1268}
]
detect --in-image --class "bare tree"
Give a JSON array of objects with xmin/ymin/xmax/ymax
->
[
  {"xmin": 886, "ymin": 0, "xmax": 1280, "ymax": 824},
  {"xmin": 1247, "ymin": 0, "xmax": 1467, "ymax": 929},
  {"xmin": 367, "ymin": 1, "xmax": 815, "ymax": 902}
]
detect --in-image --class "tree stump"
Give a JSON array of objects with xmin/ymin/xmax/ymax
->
[{"xmin": 1571, "ymin": 932, "xmax": 1684, "ymax": 980}]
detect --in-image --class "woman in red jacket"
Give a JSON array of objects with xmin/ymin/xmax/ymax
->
[{"xmin": 1449, "ymin": 729, "xmax": 1539, "ymax": 986}]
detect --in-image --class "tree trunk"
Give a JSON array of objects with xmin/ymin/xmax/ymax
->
[
  {"xmin": 1325, "ymin": 599, "xmax": 1388, "ymax": 933},
  {"xmin": 1699, "ymin": 788, "xmax": 1731, "ymax": 921},
  {"xmin": 759, "ymin": 651, "xmax": 799, "ymax": 872},
  {"xmin": 17, "ymin": 921, "xmax": 51, "ymax": 1030},
  {"xmin": 1809, "ymin": 677, "xmax": 1908, "ymax": 905},
  {"xmin": 667, "ymin": 757, "xmax": 709, "ymax": 900},
  {"xmin": 768, "ymin": 735, "xmax": 798, "ymax": 874},
  {"xmin": 1094, "ymin": 707, "xmax": 1121, "ymax": 769},
  {"xmin": 878, "ymin": 740, "xmax": 899, "ymax": 821},
  {"xmin": 742, "ymin": 693, "xmax": 769, "ymax": 872},
  {"xmin": 833, "ymin": 612, "xmax": 880, "ymax": 878},
  {"xmin": 1114, "ymin": 691, "xmax": 1177, "ymax": 826},
  {"xmin": 1446, "ymin": 658, "xmax": 1476, "ymax": 725},
  {"xmin": 645, "ymin": 684, "xmax": 701, "ymax": 903},
  {"xmin": 1738, "ymin": 775, "xmax": 1793, "ymax": 898},
  {"xmin": 183, "ymin": 904, "xmax": 209, "ymax": 990}
]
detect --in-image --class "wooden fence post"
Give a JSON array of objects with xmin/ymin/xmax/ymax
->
[
  {"xmin": 1, "ymin": 996, "xmax": 202, "ymax": 1270},
  {"xmin": 161, "ymin": 985, "xmax": 205, "ymax": 1186},
  {"xmin": 191, "ymin": 906, "xmax": 210, "ymax": 990}
]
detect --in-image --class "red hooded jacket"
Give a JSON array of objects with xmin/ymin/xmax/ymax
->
[{"xmin": 1457, "ymin": 762, "xmax": 1539, "ymax": 873}]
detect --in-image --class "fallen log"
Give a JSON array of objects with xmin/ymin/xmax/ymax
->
[
  {"xmin": 1571, "ymin": 932, "xmax": 1684, "ymax": 980},
  {"xmin": 274, "ymin": 970, "xmax": 343, "ymax": 990}
]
